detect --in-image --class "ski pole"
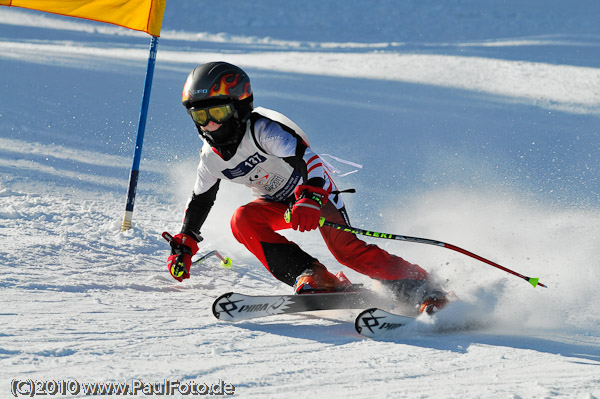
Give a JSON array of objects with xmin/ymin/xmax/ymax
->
[
  {"xmin": 162, "ymin": 232, "xmax": 232, "ymax": 270},
  {"xmin": 192, "ymin": 250, "xmax": 232, "ymax": 268},
  {"xmin": 284, "ymin": 208, "xmax": 544, "ymax": 288},
  {"xmin": 317, "ymin": 217, "xmax": 546, "ymax": 288}
]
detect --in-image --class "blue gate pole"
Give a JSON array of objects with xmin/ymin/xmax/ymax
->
[{"xmin": 121, "ymin": 35, "xmax": 159, "ymax": 231}]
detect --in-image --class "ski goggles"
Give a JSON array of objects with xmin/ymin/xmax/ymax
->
[{"xmin": 188, "ymin": 103, "xmax": 235, "ymax": 126}]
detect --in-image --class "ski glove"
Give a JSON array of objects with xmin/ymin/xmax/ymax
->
[
  {"xmin": 289, "ymin": 185, "xmax": 329, "ymax": 232},
  {"xmin": 166, "ymin": 233, "xmax": 199, "ymax": 282}
]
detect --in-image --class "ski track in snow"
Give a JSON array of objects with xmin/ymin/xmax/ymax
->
[{"xmin": 1, "ymin": 3, "xmax": 599, "ymax": 398}]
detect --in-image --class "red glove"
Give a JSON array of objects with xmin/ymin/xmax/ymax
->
[
  {"xmin": 166, "ymin": 233, "xmax": 199, "ymax": 282},
  {"xmin": 289, "ymin": 185, "xmax": 329, "ymax": 232}
]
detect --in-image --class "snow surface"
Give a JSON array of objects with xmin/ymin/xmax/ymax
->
[{"xmin": 1, "ymin": 1, "xmax": 599, "ymax": 398}]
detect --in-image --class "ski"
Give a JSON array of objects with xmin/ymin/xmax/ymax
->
[
  {"xmin": 212, "ymin": 289, "xmax": 388, "ymax": 322},
  {"xmin": 354, "ymin": 307, "xmax": 417, "ymax": 338}
]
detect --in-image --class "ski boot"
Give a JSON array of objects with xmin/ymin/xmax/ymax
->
[
  {"xmin": 418, "ymin": 289, "xmax": 449, "ymax": 315},
  {"xmin": 294, "ymin": 263, "xmax": 352, "ymax": 294},
  {"xmin": 379, "ymin": 279, "xmax": 449, "ymax": 315}
]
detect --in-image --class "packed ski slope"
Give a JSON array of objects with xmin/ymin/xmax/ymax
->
[{"xmin": 1, "ymin": 1, "xmax": 599, "ymax": 398}]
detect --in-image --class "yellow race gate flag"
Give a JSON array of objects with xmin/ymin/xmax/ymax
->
[{"xmin": 0, "ymin": 0, "xmax": 166, "ymax": 36}]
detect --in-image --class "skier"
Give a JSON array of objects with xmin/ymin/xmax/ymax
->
[{"xmin": 165, "ymin": 61, "xmax": 446, "ymax": 314}]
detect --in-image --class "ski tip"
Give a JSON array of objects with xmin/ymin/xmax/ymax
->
[
  {"xmin": 212, "ymin": 292, "xmax": 235, "ymax": 320},
  {"xmin": 354, "ymin": 308, "xmax": 379, "ymax": 336},
  {"xmin": 528, "ymin": 277, "xmax": 539, "ymax": 288}
]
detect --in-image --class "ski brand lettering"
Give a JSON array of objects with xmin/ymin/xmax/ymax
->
[
  {"xmin": 222, "ymin": 152, "xmax": 267, "ymax": 179},
  {"xmin": 238, "ymin": 296, "xmax": 287, "ymax": 313},
  {"xmin": 216, "ymin": 298, "xmax": 281, "ymax": 315},
  {"xmin": 336, "ymin": 226, "xmax": 391, "ymax": 238},
  {"xmin": 379, "ymin": 322, "xmax": 405, "ymax": 331},
  {"xmin": 239, "ymin": 303, "xmax": 271, "ymax": 312}
]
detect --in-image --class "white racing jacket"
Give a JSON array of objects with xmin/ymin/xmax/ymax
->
[{"xmin": 192, "ymin": 107, "xmax": 343, "ymax": 209}]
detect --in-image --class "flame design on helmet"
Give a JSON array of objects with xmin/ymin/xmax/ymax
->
[
  {"xmin": 181, "ymin": 78, "xmax": 193, "ymax": 102},
  {"xmin": 209, "ymin": 74, "xmax": 251, "ymax": 101},
  {"xmin": 210, "ymin": 73, "xmax": 238, "ymax": 97},
  {"xmin": 240, "ymin": 82, "xmax": 252, "ymax": 100},
  {"xmin": 182, "ymin": 62, "xmax": 253, "ymax": 108}
]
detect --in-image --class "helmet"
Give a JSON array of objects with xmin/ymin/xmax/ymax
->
[
  {"xmin": 182, "ymin": 61, "xmax": 253, "ymax": 117},
  {"xmin": 182, "ymin": 62, "xmax": 253, "ymax": 159}
]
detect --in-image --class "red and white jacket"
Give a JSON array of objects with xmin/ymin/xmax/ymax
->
[{"xmin": 181, "ymin": 107, "xmax": 343, "ymax": 240}]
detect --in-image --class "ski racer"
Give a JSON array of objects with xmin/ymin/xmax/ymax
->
[{"xmin": 165, "ymin": 61, "xmax": 446, "ymax": 314}]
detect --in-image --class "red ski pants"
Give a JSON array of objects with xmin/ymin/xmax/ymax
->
[{"xmin": 230, "ymin": 198, "xmax": 428, "ymax": 284}]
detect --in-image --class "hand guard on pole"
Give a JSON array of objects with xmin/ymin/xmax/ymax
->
[
  {"xmin": 288, "ymin": 185, "xmax": 329, "ymax": 232},
  {"xmin": 164, "ymin": 233, "xmax": 199, "ymax": 282}
]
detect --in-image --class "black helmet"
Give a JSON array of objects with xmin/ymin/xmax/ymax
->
[
  {"xmin": 182, "ymin": 62, "xmax": 253, "ymax": 117},
  {"xmin": 182, "ymin": 62, "xmax": 253, "ymax": 159}
]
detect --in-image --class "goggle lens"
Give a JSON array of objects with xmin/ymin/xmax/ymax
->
[{"xmin": 189, "ymin": 104, "xmax": 234, "ymax": 126}]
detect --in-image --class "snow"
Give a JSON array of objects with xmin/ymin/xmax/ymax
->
[{"xmin": 1, "ymin": 1, "xmax": 599, "ymax": 398}]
